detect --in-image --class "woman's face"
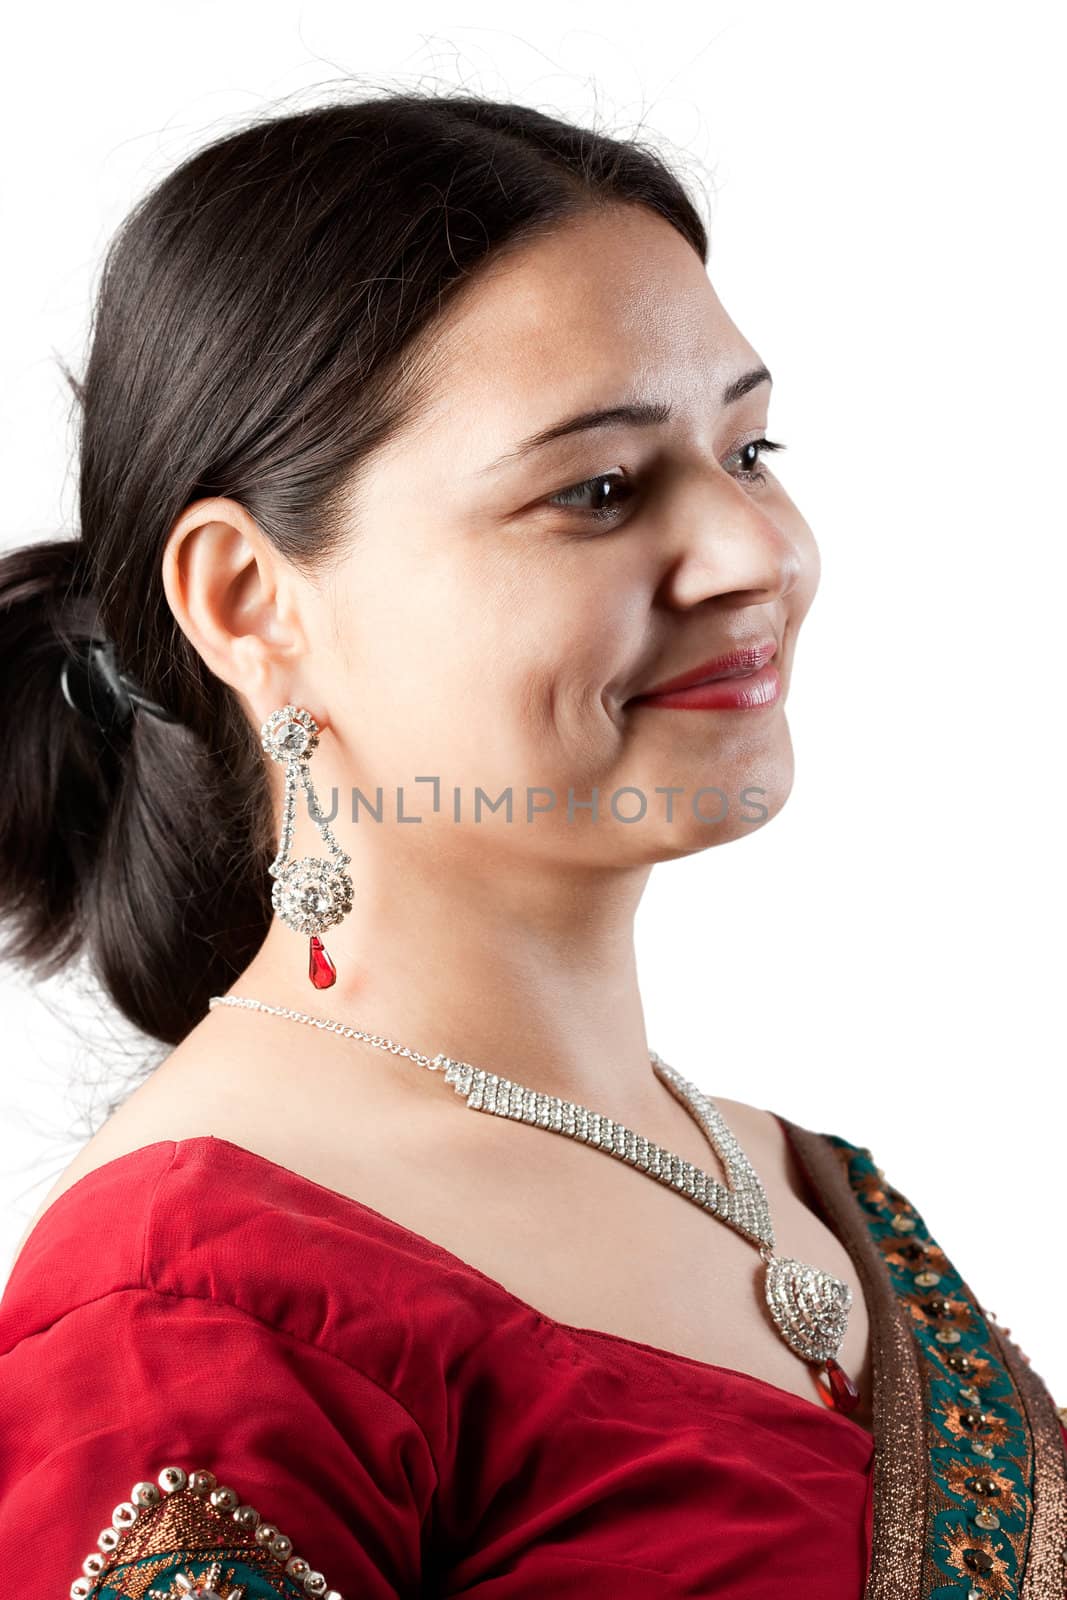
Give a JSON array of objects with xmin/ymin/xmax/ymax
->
[{"xmin": 308, "ymin": 202, "xmax": 819, "ymax": 870}]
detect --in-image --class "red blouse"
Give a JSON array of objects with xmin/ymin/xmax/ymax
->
[{"xmin": 0, "ymin": 1134, "xmax": 877, "ymax": 1597}]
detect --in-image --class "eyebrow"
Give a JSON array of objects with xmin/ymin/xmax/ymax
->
[{"xmin": 478, "ymin": 364, "xmax": 772, "ymax": 475}]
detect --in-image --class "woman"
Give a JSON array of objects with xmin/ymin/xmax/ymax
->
[{"xmin": 0, "ymin": 90, "xmax": 1063, "ymax": 1599}]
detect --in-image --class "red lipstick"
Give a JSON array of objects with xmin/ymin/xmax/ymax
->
[{"xmin": 629, "ymin": 639, "xmax": 780, "ymax": 711}]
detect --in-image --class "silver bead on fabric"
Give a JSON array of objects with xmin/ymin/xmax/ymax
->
[{"xmin": 70, "ymin": 1459, "xmax": 343, "ymax": 1600}]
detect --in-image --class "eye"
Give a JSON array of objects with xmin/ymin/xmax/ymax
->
[
  {"xmin": 727, "ymin": 436, "xmax": 788, "ymax": 487},
  {"xmin": 545, "ymin": 436, "xmax": 788, "ymax": 528},
  {"xmin": 546, "ymin": 469, "xmax": 636, "ymax": 524}
]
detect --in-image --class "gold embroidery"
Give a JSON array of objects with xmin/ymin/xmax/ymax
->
[
  {"xmin": 940, "ymin": 1520, "xmax": 1012, "ymax": 1589},
  {"xmin": 66, "ymin": 1464, "xmax": 341, "ymax": 1599}
]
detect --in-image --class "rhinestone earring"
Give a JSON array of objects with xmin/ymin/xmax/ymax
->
[{"xmin": 260, "ymin": 704, "xmax": 354, "ymax": 989}]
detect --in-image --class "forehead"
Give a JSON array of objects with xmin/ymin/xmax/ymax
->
[{"xmin": 406, "ymin": 203, "xmax": 760, "ymax": 461}]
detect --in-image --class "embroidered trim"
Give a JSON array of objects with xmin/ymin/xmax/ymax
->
[
  {"xmin": 780, "ymin": 1119, "xmax": 929, "ymax": 1600},
  {"xmin": 66, "ymin": 1464, "xmax": 343, "ymax": 1599},
  {"xmin": 820, "ymin": 1130, "xmax": 1066, "ymax": 1600},
  {"xmin": 990, "ymin": 1321, "xmax": 1067, "ymax": 1599}
]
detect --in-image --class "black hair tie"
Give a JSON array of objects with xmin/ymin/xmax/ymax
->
[{"xmin": 59, "ymin": 637, "xmax": 179, "ymax": 731}]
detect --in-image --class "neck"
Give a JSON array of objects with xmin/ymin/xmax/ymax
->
[{"xmin": 237, "ymin": 835, "xmax": 664, "ymax": 1122}]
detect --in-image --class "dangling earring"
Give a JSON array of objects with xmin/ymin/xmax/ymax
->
[{"xmin": 260, "ymin": 704, "xmax": 353, "ymax": 989}]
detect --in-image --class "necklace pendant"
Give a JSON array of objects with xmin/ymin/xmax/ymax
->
[{"xmin": 762, "ymin": 1249, "xmax": 853, "ymax": 1371}]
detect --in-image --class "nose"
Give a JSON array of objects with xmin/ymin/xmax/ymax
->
[{"xmin": 660, "ymin": 480, "xmax": 803, "ymax": 611}]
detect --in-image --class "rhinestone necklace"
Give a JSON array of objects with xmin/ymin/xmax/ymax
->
[{"xmin": 207, "ymin": 992, "xmax": 861, "ymax": 1414}]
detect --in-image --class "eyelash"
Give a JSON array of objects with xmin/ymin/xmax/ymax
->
[{"xmin": 547, "ymin": 437, "xmax": 788, "ymax": 524}]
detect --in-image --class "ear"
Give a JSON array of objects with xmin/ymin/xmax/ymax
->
[{"xmin": 160, "ymin": 497, "xmax": 323, "ymax": 730}]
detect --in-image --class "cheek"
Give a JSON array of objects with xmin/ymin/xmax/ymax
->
[
  {"xmin": 454, "ymin": 542, "xmax": 628, "ymax": 692},
  {"xmin": 332, "ymin": 536, "xmax": 632, "ymax": 782},
  {"xmin": 467, "ymin": 567, "xmax": 634, "ymax": 776}
]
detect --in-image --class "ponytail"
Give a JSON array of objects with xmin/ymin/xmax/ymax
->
[{"xmin": 0, "ymin": 536, "xmax": 273, "ymax": 1044}]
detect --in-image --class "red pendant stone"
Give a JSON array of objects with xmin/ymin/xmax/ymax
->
[
  {"xmin": 823, "ymin": 1356, "xmax": 861, "ymax": 1413},
  {"xmin": 308, "ymin": 935, "xmax": 337, "ymax": 989}
]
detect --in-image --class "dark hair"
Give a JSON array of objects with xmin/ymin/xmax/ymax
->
[{"xmin": 0, "ymin": 86, "xmax": 708, "ymax": 1048}]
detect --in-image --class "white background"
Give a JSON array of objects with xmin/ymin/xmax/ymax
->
[{"xmin": 2, "ymin": 2, "xmax": 1064, "ymax": 1397}]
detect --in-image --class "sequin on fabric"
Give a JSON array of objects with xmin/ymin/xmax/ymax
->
[{"xmin": 782, "ymin": 1121, "xmax": 1067, "ymax": 1600}]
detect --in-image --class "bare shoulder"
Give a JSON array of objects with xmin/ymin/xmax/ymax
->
[
  {"xmin": 10, "ymin": 1066, "xmax": 216, "ymax": 1268},
  {"xmin": 11, "ymin": 1020, "xmax": 811, "ymax": 1289},
  {"xmin": 9, "ymin": 1006, "xmax": 459, "ymax": 1270}
]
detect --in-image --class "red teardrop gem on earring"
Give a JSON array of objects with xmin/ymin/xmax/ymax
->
[
  {"xmin": 823, "ymin": 1356, "xmax": 861, "ymax": 1412},
  {"xmin": 309, "ymin": 935, "xmax": 337, "ymax": 989}
]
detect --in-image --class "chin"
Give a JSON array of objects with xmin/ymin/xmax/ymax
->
[{"xmin": 619, "ymin": 733, "xmax": 796, "ymax": 853}]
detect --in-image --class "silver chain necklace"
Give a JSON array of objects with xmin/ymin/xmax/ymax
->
[{"xmin": 207, "ymin": 992, "xmax": 861, "ymax": 1414}]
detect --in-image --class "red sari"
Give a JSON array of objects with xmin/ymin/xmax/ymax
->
[{"xmin": 1, "ymin": 1127, "xmax": 1063, "ymax": 1597}]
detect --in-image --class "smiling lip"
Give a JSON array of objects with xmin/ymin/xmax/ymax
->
[{"xmin": 628, "ymin": 640, "xmax": 780, "ymax": 711}]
